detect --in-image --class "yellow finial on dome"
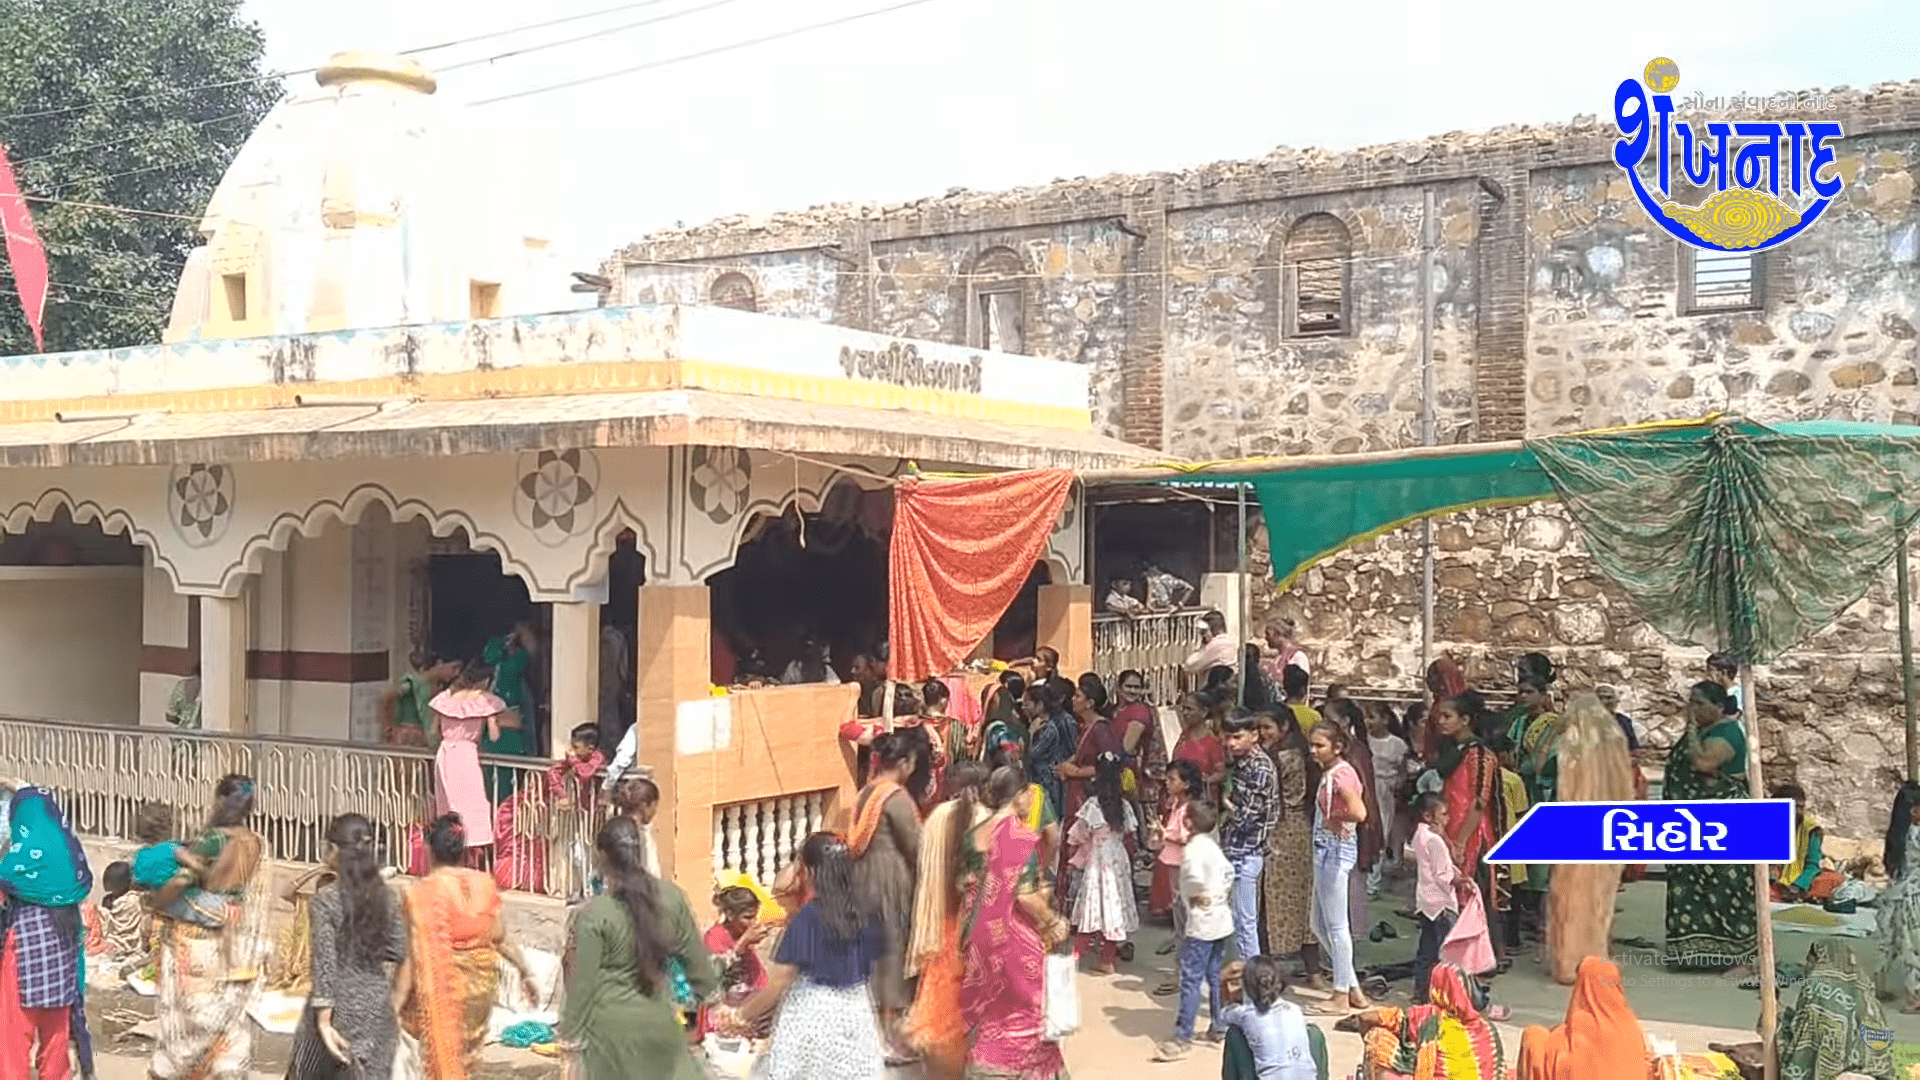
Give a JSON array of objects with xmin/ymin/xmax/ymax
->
[{"xmin": 316, "ymin": 52, "xmax": 437, "ymax": 95}]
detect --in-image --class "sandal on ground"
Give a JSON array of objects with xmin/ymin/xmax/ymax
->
[
  {"xmin": 1306, "ymin": 999, "xmax": 1353, "ymax": 1017},
  {"xmin": 1156, "ymin": 940, "xmax": 1178, "ymax": 956},
  {"xmin": 1155, "ymin": 978, "xmax": 1178, "ymax": 996},
  {"xmin": 1119, "ymin": 941, "xmax": 1136, "ymax": 963},
  {"xmin": 1154, "ymin": 1040, "xmax": 1192, "ymax": 1062}
]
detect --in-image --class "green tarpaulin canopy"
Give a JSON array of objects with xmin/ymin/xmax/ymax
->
[{"xmin": 1144, "ymin": 417, "xmax": 1920, "ymax": 666}]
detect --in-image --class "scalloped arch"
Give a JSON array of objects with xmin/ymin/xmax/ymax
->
[
  {"xmin": 695, "ymin": 461, "xmax": 897, "ymax": 581},
  {"xmin": 223, "ymin": 483, "xmax": 661, "ymax": 602},
  {"xmin": 0, "ymin": 487, "xmax": 170, "ymax": 571}
]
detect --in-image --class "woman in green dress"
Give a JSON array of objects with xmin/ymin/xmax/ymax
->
[
  {"xmin": 1661, "ymin": 680, "xmax": 1758, "ymax": 976},
  {"xmin": 558, "ymin": 815, "xmax": 719, "ymax": 1080},
  {"xmin": 482, "ymin": 626, "xmax": 537, "ymax": 801}
]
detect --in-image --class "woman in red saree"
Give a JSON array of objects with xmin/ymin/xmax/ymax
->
[
  {"xmin": 1433, "ymin": 693, "xmax": 1505, "ymax": 966},
  {"xmin": 403, "ymin": 815, "xmax": 540, "ymax": 1080},
  {"xmin": 960, "ymin": 767, "xmax": 1071, "ymax": 1080}
]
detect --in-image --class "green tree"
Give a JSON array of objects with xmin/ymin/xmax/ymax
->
[{"xmin": 0, "ymin": 0, "xmax": 277, "ymax": 355}]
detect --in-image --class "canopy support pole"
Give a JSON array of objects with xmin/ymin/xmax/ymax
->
[
  {"xmin": 1419, "ymin": 188, "xmax": 1437, "ymax": 680},
  {"xmin": 1742, "ymin": 665, "xmax": 1778, "ymax": 1080},
  {"xmin": 1901, "ymin": 538, "xmax": 1917, "ymax": 781},
  {"xmin": 1237, "ymin": 482, "xmax": 1249, "ymax": 706}
]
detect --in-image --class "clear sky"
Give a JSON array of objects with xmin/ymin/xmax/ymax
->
[{"xmin": 240, "ymin": 0, "xmax": 1914, "ymax": 275}]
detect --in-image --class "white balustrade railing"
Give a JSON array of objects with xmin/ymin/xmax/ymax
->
[
  {"xmin": 712, "ymin": 791, "xmax": 828, "ymax": 889},
  {"xmin": 0, "ymin": 714, "xmax": 600, "ymax": 898}
]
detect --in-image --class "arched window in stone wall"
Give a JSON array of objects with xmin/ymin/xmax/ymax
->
[
  {"xmin": 970, "ymin": 246, "xmax": 1026, "ymax": 353},
  {"xmin": 1283, "ymin": 214, "xmax": 1352, "ymax": 337},
  {"xmin": 710, "ymin": 271, "xmax": 758, "ymax": 312}
]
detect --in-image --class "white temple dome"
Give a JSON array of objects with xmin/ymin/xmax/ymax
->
[{"xmin": 165, "ymin": 51, "xmax": 564, "ymax": 343}]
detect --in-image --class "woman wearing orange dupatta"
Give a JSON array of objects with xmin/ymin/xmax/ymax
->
[
  {"xmin": 1518, "ymin": 957, "xmax": 1647, "ymax": 1080},
  {"xmin": 903, "ymin": 763, "xmax": 989, "ymax": 1080},
  {"xmin": 849, "ymin": 733, "xmax": 922, "ymax": 1063},
  {"xmin": 403, "ymin": 815, "xmax": 539, "ymax": 1080}
]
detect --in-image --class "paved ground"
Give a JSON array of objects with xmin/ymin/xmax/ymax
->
[{"xmin": 88, "ymin": 877, "xmax": 1919, "ymax": 1079}]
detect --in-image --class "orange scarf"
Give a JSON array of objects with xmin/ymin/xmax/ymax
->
[
  {"xmin": 1518, "ymin": 957, "xmax": 1646, "ymax": 1080},
  {"xmin": 849, "ymin": 780, "xmax": 903, "ymax": 858}
]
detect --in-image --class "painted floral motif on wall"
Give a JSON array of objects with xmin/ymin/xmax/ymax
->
[
  {"xmin": 688, "ymin": 446, "xmax": 752, "ymax": 525},
  {"xmin": 168, "ymin": 463, "xmax": 234, "ymax": 547},
  {"xmin": 514, "ymin": 448, "xmax": 600, "ymax": 546}
]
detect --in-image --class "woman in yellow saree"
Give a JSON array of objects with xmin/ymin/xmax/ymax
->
[{"xmin": 403, "ymin": 814, "xmax": 540, "ymax": 1080}]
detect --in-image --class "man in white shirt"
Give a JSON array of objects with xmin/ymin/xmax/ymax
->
[
  {"xmin": 1261, "ymin": 618, "xmax": 1311, "ymax": 681},
  {"xmin": 1158, "ymin": 799, "xmax": 1233, "ymax": 1061},
  {"xmin": 1708, "ymin": 651, "xmax": 1744, "ymax": 714},
  {"xmin": 1183, "ymin": 610, "xmax": 1239, "ymax": 683}
]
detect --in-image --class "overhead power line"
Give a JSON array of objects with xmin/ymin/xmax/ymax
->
[
  {"xmin": 467, "ymin": 0, "xmax": 950, "ymax": 106},
  {"xmin": 0, "ymin": 0, "xmax": 698, "ymax": 123},
  {"xmin": 438, "ymin": 0, "xmax": 749, "ymax": 74}
]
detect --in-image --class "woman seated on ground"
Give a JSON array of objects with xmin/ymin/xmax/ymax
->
[
  {"xmin": 1351, "ymin": 962, "xmax": 1503, "ymax": 1080},
  {"xmin": 1218, "ymin": 957, "xmax": 1321, "ymax": 1080},
  {"xmin": 1517, "ymin": 956, "xmax": 1646, "ymax": 1080},
  {"xmin": 1770, "ymin": 782, "xmax": 1844, "ymax": 902}
]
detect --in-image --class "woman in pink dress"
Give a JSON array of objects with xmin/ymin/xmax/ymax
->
[{"xmin": 430, "ymin": 660, "xmax": 507, "ymax": 850}]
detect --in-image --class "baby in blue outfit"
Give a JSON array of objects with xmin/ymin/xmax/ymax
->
[{"xmin": 132, "ymin": 803, "xmax": 228, "ymax": 931}]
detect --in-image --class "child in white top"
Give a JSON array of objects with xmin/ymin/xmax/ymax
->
[
  {"xmin": 1069, "ymin": 752, "xmax": 1140, "ymax": 974},
  {"xmin": 1365, "ymin": 704, "xmax": 1412, "ymax": 897},
  {"xmin": 1154, "ymin": 799, "xmax": 1233, "ymax": 1061}
]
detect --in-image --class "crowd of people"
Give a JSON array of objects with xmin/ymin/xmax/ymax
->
[{"xmin": 8, "ymin": 610, "xmax": 1920, "ymax": 1080}]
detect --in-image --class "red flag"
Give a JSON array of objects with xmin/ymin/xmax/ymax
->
[{"xmin": 0, "ymin": 145, "xmax": 47, "ymax": 351}]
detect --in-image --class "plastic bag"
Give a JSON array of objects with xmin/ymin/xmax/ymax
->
[
  {"xmin": 392, "ymin": 1030, "xmax": 424, "ymax": 1080},
  {"xmin": 1440, "ymin": 882, "xmax": 1496, "ymax": 976},
  {"xmin": 1043, "ymin": 951, "xmax": 1080, "ymax": 1041}
]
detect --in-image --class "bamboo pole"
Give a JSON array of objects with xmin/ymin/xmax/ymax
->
[
  {"xmin": 1419, "ymin": 188, "xmax": 1437, "ymax": 682},
  {"xmin": 1237, "ymin": 482, "xmax": 1249, "ymax": 707},
  {"xmin": 1901, "ymin": 538, "xmax": 1917, "ymax": 781},
  {"xmin": 1741, "ymin": 666, "xmax": 1778, "ymax": 1080}
]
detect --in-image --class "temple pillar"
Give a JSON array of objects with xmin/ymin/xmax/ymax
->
[
  {"xmin": 200, "ymin": 591, "xmax": 249, "ymax": 733},
  {"xmin": 635, "ymin": 584, "xmax": 712, "ymax": 891},
  {"xmin": 549, "ymin": 601, "xmax": 601, "ymax": 760},
  {"xmin": 1037, "ymin": 583, "xmax": 1093, "ymax": 677}
]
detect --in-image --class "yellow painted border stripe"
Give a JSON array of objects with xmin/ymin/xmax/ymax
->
[{"xmin": 0, "ymin": 359, "xmax": 1092, "ymax": 432}]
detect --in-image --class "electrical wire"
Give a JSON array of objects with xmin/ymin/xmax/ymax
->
[
  {"xmin": 0, "ymin": 0, "xmax": 768, "ymax": 179},
  {"xmin": 21, "ymin": 196, "xmax": 199, "ymax": 222},
  {"xmin": 0, "ymin": 0, "xmax": 707, "ymax": 123},
  {"xmin": 438, "ymin": 0, "xmax": 752, "ymax": 73},
  {"xmin": 467, "ymin": 0, "xmax": 951, "ymax": 106}
]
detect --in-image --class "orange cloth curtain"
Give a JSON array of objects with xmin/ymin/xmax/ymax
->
[{"xmin": 888, "ymin": 469, "xmax": 1075, "ymax": 682}]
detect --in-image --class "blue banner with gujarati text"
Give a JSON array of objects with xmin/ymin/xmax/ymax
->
[{"xmin": 1483, "ymin": 799, "xmax": 1794, "ymax": 864}]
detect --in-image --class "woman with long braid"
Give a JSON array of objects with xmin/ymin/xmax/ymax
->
[
  {"xmin": 287, "ymin": 814, "xmax": 408, "ymax": 1079},
  {"xmin": 558, "ymin": 816, "xmax": 718, "ymax": 1079}
]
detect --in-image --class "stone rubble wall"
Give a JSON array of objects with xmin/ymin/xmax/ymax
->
[
  {"xmin": 609, "ymin": 77, "xmax": 1920, "ymax": 847},
  {"xmin": 1255, "ymin": 500, "xmax": 1917, "ymax": 842}
]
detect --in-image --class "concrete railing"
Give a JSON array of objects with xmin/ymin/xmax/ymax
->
[
  {"xmin": 1092, "ymin": 609, "xmax": 1206, "ymax": 704},
  {"xmin": 0, "ymin": 715, "xmax": 601, "ymax": 899}
]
